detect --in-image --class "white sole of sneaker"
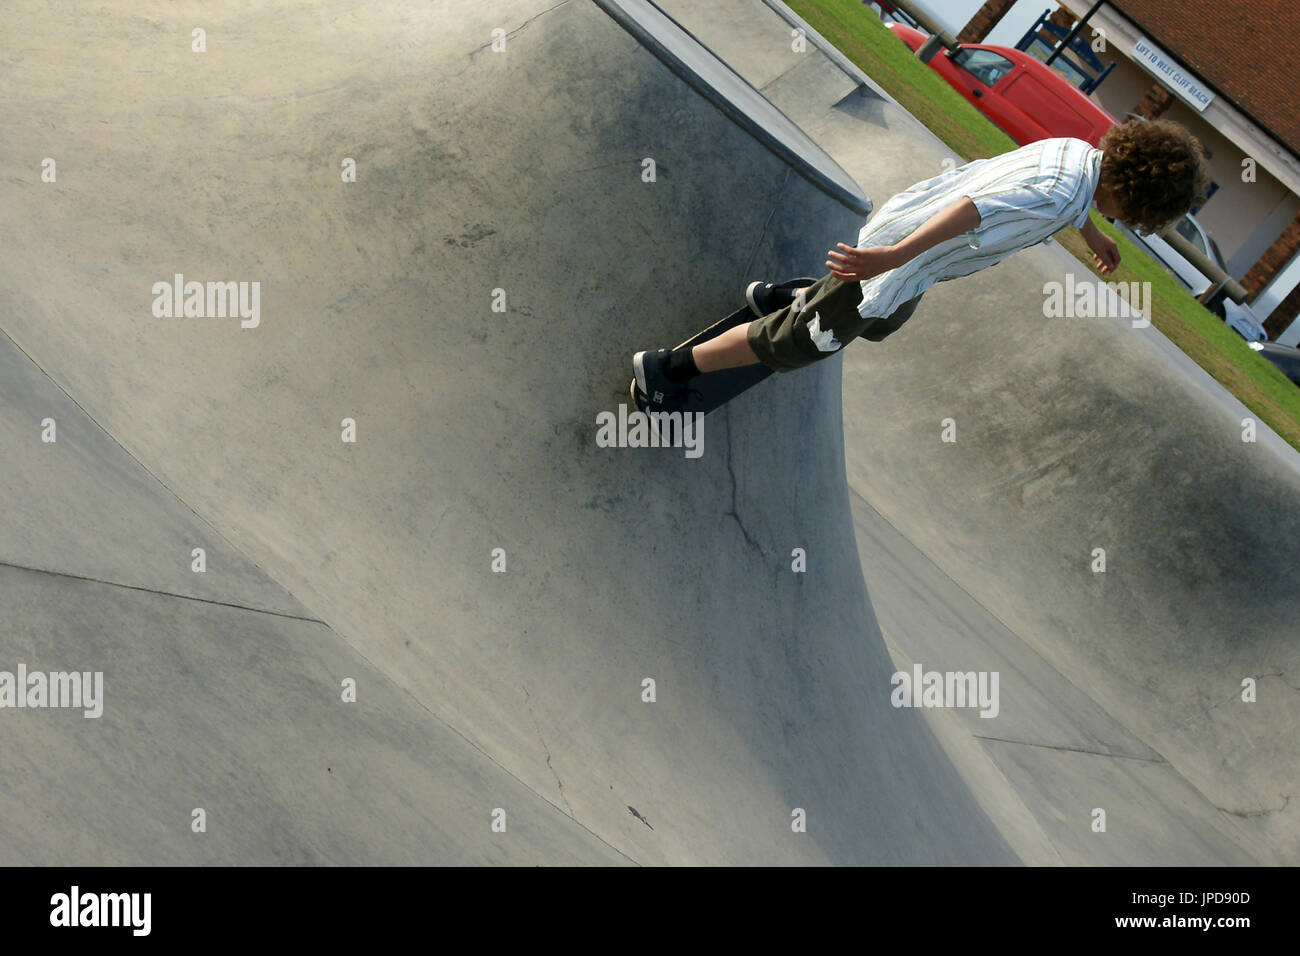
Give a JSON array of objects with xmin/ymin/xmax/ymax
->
[{"xmin": 632, "ymin": 350, "xmax": 648, "ymax": 396}]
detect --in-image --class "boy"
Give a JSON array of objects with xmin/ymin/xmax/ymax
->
[{"xmin": 633, "ymin": 119, "xmax": 1210, "ymax": 406}]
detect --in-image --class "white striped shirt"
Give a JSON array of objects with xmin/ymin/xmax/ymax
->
[{"xmin": 856, "ymin": 137, "xmax": 1103, "ymax": 318}]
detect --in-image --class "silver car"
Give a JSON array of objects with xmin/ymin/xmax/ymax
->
[
  {"xmin": 1116, "ymin": 212, "xmax": 1223, "ymax": 295},
  {"xmin": 1116, "ymin": 213, "xmax": 1268, "ymax": 342}
]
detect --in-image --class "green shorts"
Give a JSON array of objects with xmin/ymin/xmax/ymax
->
[{"xmin": 746, "ymin": 273, "xmax": 923, "ymax": 372}]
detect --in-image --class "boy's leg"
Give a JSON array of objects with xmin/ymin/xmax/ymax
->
[
  {"xmin": 745, "ymin": 273, "xmax": 870, "ymax": 372},
  {"xmin": 693, "ymin": 322, "xmax": 762, "ymax": 373},
  {"xmin": 634, "ymin": 275, "xmax": 872, "ymax": 410},
  {"xmin": 692, "ymin": 272, "xmax": 868, "ymax": 373}
]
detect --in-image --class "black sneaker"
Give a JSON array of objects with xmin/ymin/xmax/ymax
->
[
  {"xmin": 631, "ymin": 350, "xmax": 708, "ymax": 444},
  {"xmin": 632, "ymin": 348, "xmax": 692, "ymax": 411},
  {"xmin": 745, "ymin": 276, "xmax": 819, "ymax": 317}
]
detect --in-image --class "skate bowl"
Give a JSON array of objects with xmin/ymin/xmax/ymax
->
[
  {"xmin": 7, "ymin": 0, "xmax": 1294, "ymax": 869},
  {"xmin": 655, "ymin": 0, "xmax": 1300, "ymax": 865},
  {"xmin": 0, "ymin": 0, "xmax": 1016, "ymax": 864}
]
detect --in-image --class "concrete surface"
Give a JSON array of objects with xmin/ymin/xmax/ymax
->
[
  {"xmin": 1, "ymin": 0, "xmax": 1015, "ymax": 865},
  {"xmin": 659, "ymin": 0, "xmax": 1299, "ymax": 864},
  {"xmin": 1, "ymin": 0, "xmax": 1295, "ymax": 866}
]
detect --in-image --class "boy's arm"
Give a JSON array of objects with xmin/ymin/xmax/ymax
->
[
  {"xmin": 1079, "ymin": 216, "xmax": 1120, "ymax": 274},
  {"xmin": 827, "ymin": 197, "xmax": 981, "ymax": 281}
]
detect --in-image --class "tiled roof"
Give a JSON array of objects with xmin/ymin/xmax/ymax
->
[{"xmin": 1108, "ymin": 0, "xmax": 1300, "ymax": 157}]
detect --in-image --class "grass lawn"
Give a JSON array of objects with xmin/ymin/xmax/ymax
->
[{"xmin": 785, "ymin": 0, "xmax": 1300, "ymax": 451}]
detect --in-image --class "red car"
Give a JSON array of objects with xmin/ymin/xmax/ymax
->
[{"xmin": 888, "ymin": 22, "xmax": 1115, "ymax": 146}]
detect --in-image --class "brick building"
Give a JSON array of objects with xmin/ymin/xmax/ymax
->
[{"xmin": 959, "ymin": 0, "xmax": 1300, "ymax": 343}]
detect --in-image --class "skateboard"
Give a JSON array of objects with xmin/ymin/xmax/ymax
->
[{"xmin": 630, "ymin": 278, "xmax": 816, "ymax": 424}]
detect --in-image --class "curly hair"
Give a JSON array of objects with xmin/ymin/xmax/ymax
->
[{"xmin": 1098, "ymin": 119, "xmax": 1211, "ymax": 234}]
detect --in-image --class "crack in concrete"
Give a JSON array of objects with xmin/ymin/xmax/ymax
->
[
  {"xmin": 0, "ymin": 559, "xmax": 325, "ymax": 624},
  {"xmin": 470, "ymin": 0, "xmax": 572, "ymax": 56},
  {"xmin": 722, "ymin": 406, "xmax": 766, "ymax": 557},
  {"xmin": 1171, "ymin": 671, "xmax": 1290, "ymax": 732},
  {"xmin": 722, "ymin": 168, "xmax": 796, "ymax": 563},
  {"xmin": 740, "ymin": 167, "xmax": 793, "ymax": 281},
  {"xmin": 971, "ymin": 734, "xmax": 1168, "ymax": 764},
  {"xmin": 567, "ymin": 160, "xmax": 642, "ymax": 176},
  {"xmin": 1213, "ymin": 793, "xmax": 1294, "ymax": 819},
  {"xmin": 523, "ymin": 685, "xmax": 576, "ymax": 820}
]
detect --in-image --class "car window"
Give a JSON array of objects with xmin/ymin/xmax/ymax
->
[
  {"xmin": 1175, "ymin": 216, "xmax": 1207, "ymax": 255},
  {"xmin": 952, "ymin": 49, "xmax": 1016, "ymax": 87}
]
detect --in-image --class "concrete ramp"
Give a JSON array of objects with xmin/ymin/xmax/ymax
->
[
  {"xmin": 1, "ymin": 0, "xmax": 1015, "ymax": 864},
  {"xmin": 657, "ymin": 0, "xmax": 1300, "ymax": 864}
]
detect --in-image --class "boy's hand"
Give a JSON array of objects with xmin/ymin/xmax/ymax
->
[
  {"xmin": 1090, "ymin": 232, "xmax": 1120, "ymax": 274},
  {"xmin": 829, "ymin": 198, "xmax": 978, "ymax": 281},
  {"xmin": 825, "ymin": 243, "xmax": 899, "ymax": 282},
  {"xmin": 1081, "ymin": 221, "xmax": 1121, "ymax": 274}
]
